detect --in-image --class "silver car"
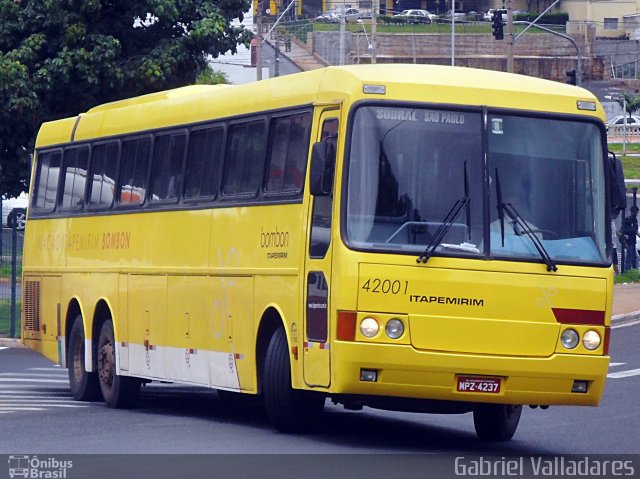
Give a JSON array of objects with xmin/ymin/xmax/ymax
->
[{"xmin": 1, "ymin": 193, "xmax": 28, "ymax": 230}]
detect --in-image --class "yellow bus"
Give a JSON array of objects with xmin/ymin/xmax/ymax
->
[{"xmin": 23, "ymin": 65, "xmax": 622, "ymax": 441}]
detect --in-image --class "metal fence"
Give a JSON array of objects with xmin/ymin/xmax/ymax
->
[{"xmin": 0, "ymin": 225, "xmax": 24, "ymax": 338}]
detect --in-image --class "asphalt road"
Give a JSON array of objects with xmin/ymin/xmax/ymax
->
[{"xmin": 0, "ymin": 320, "xmax": 638, "ymax": 455}]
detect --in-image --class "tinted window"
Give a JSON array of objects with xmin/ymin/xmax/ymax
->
[
  {"xmin": 150, "ymin": 133, "xmax": 186, "ymax": 203},
  {"xmin": 266, "ymin": 113, "xmax": 311, "ymax": 194},
  {"xmin": 60, "ymin": 146, "xmax": 89, "ymax": 210},
  {"xmin": 34, "ymin": 150, "xmax": 62, "ymax": 212},
  {"xmin": 88, "ymin": 142, "xmax": 118, "ymax": 208},
  {"xmin": 185, "ymin": 127, "xmax": 224, "ymax": 199},
  {"xmin": 222, "ymin": 120, "xmax": 266, "ymax": 197},
  {"xmin": 119, "ymin": 138, "xmax": 150, "ymax": 205}
]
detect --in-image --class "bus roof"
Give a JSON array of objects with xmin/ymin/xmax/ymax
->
[{"xmin": 35, "ymin": 64, "xmax": 603, "ymax": 148}]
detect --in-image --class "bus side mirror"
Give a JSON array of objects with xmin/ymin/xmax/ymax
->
[
  {"xmin": 609, "ymin": 151, "xmax": 626, "ymax": 213},
  {"xmin": 310, "ymin": 141, "xmax": 335, "ymax": 196}
]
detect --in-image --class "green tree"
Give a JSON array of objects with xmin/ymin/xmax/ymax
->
[
  {"xmin": 616, "ymin": 93, "xmax": 640, "ymax": 118},
  {"xmin": 0, "ymin": 0, "xmax": 252, "ymax": 198},
  {"xmin": 196, "ymin": 66, "xmax": 230, "ymax": 85}
]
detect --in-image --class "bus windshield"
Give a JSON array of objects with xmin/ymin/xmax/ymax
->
[{"xmin": 345, "ymin": 105, "xmax": 607, "ymax": 266}]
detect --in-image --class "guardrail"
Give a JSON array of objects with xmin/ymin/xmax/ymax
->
[{"xmin": 608, "ymin": 124, "xmax": 640, "ymax": 137}]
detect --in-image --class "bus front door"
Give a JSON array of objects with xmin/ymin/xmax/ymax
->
[{"xmin": 303, "ymin": 112, "xmax": 339, "ymax": 388}]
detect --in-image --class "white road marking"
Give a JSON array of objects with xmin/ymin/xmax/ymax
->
[
  {"xmin": 0, "ymin": 397, "xmax": 78, "ymax": 403},
  {"xmin": 609, "ymin": 362, "xmax": 626, "ymax": 367},
  {"xmin": 0, "ymin": 403, "xmax": 86, "ymax": 408},
  {"xmin": 0, "ymin": 347, "xmax": 7, "ymax": 351},
  {"xmin": 0, "ymin": 372, "xmax": 82, "ymax": 415},
  {"xmin": 0, "ymin": 407, "xmax": 46, "ymax": 412},
  {"xmin": 28, "ymin": 367, "xmax": 63, "ymax": 371},
  {"xmin": 612, "ymin": 318, "xmax": 640, "ymax": 329},
  {"xmin": 0, "ymin": 378, "xmax": 68, "ymax": 384},
  {"xmin": 607, "ymin": 368, "xmax": 640, "ymax": 379},
  {"xmin": 0, "ymin": 389, "xmax": 69, "ymax": 394}
]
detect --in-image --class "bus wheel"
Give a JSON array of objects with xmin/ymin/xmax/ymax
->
[
  {"xmin": 67, "ymin": 316, "xmax": 100, "ymax": 401},
  {"xmin": 473, "ymin": 404, "xmax": 522, "ymax": 441},
  {"xmin": 97, "ymin": 320, "xmax": 141, "ymax": 409},
  {"xmin": 263, "ymin": 327, "xmax": 325, "ymax": 433}
]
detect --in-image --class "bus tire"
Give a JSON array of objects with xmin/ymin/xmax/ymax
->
[
  {"xmin": 97, "ymin": 319, "xmax": 141, "ymax": 409},
  {"xmin": 473, "ymin": 403, "xmax": 522, "ymax": 441},
  {"xmin": 67, "ymin": 316, "xmax": 100, "ymax": 401},
  {"xmin": 263, "ymin": 327, "xmax": 325, "ymax": 433}
]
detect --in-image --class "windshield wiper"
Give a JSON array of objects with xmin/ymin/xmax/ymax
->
[
  {"xmin": 464, "ymin": 161, "xmax": 471, "ymax": 241},
  {"xmin": 495, "ymin": 168, "xmax": 506, "ymax": 246},
  {"xmin": 494, "ymin": 169, "xmax": 557, "ymax": 272},
  {"xmin": 417, "ymin": 196, "xmax": 469, "ymax": 264},
  {"xmin": 502, "ymin": 203, "xmax": 558, "ymax": 272}
]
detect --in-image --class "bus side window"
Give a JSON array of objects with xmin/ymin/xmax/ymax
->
[
  {"xmin": 222, "ymin": 119, "xmax": 266, "ymax": 198},
  {"xmin": 119, "ymin": 137, "xmax": 151, "ymax": 206},
  {"xmin": 88, "ymin": 142, "xmax": 118, "ymax": 209},
  {"xmin": 150, "ymin": 132, "xmax": 186, "ymax": 203},
  {"xmin": 60, "ymin": 146, "xmax": 89, "ymax": 210},
  {"xmin": 33, "ymin": 150, "xmax": 62, "ymax": 213},
  {"xmin": 265, "ymin": 112, "xmax": 312, "ymax": 195},
  {"xmin": 184, "ymin": 127, "xmax": 224, "ymax": 200}
]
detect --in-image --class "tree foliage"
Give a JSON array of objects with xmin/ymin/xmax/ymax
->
[
  {"xmin": 616, "ymin": 93, "xmax": 640, "ymax": 117},
  {"xmin": 0, "ymin": 0, "xmax": 252, "ymax": 197}
]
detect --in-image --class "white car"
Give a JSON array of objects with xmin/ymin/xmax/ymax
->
[
  {"xmin": 315, "ymin": 10, "xmax": 339, "ymax": 23},
  {"xmin": 606, "ymin": 115, "xmax": 640, "ymax": 126},
  {"xmin": 343, "ymin": 8, "xmax": 363, "ymax": 23},
  {"xmin": 484, "ymin": 9, "xmax": 507, "ymax": 21},
  {"xmin": 1, "ymin": 193, "xmax": 28, "ymax": 230},
  {"xmin": 393, "ymin": 9, "xmax": 436, "ymax": 23}
]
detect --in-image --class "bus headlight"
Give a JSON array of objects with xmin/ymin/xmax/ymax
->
[
  {"xmin": 561, "ymin": 329, "xmax": 579, "ymax": 349},
  {"xmin": 582, "ymin": 330, "xmax": 601, "ymax": 350},
  {"xmin": 360, "ymin": 317, "xmax": 379, "ymax": 338},
  {"xmin": 385, "ymin": 319, "xmax": 405, "ymax": 339}
]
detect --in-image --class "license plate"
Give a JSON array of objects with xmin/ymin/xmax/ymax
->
[{"xmin": 456, "ymin": 376, "xmax": 501, "ymax": 394}]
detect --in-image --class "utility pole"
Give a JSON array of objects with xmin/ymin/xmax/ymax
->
[
  {"xmin": 451, "ymin": 0, "xmax": 455, "ymax": 65},
  {"xmin": 275, "ymin": 38, "xmax": 280, "ymax": 76},
  {"xmin": 256, "ymin": 1, "xmax": 263, "ymax": 80},
  {"xmin": 371, "ymin": 1, "xmax": 377, "ymax": 63},
  {"xmin": 506, "ymin": 0, "xmax": 514, "ymax": 72},
  {"xmin": 339, "ymin": 1, "xmax": 346, "ymax": 65}
]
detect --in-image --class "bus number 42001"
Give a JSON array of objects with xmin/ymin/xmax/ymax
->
[{"xmin": 361, "ymin": 279, "xmax": 408, "ymax": 295}]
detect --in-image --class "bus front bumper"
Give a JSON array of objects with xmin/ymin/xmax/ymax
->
[{"xmin": 329, "ymin": 341, "xmax": 609, "ymax": 407}]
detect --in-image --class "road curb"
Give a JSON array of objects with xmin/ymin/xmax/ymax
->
[
  {"xmin": 0, "ymin": 337, "xmax": 25, "ymax": 348},
  {"xmin": 612, "ymin": 310, "xmax": 640, "ymax": 325}
]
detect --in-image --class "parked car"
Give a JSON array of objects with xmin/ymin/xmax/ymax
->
[
  {"xmin": 484, "ymin": 8, "xmax": 507, "ymax": 21},
  {"xmin": 315, "ymin": 10, "xmax": 340, "ymax": 22},
  {"xmin": 446, "ymin": 10, "xmax": 466, "ymax": 20},
  {"xmin": 343, "ymin": 8, "xmax": 363, "ymax": 23},
  {"xmin": 393, "ymin": 9, "xmax": 436, "ymax": 23},
  {"xmin": 1, "ymin": 193, "xmax": 28, "ymax": 230},
  {"xmin": 316, "ymin": 7, "xmax": 362, "ymax": 23},
  {"xmin": 606, "ymin": 115, "xmax": 640, "ymax": 126}
]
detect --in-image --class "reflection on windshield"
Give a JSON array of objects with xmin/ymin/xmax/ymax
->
[
  {"xmin": 346, "ymin": 107, "xmax": 484, "ymax": 255},
  {"xmin": 345, "ymin": 106, "xmax": 607, "ymax": 267},
  {"xmin": 488, "ymin": 114, "xmax": 606, "ymax": 264}
]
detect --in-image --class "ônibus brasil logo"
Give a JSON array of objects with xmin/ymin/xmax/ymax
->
[{"xmin": 8, "ymin": 455, "xmax": 73, "ymax": 479}]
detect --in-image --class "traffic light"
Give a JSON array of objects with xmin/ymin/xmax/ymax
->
[
  {"xmin": 566, "ymin": 69, "xmax": 576, "ymax": 85},
  {"xmin": 491, "ymin": 11, "xmax": 504, "ymax": 40}
]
